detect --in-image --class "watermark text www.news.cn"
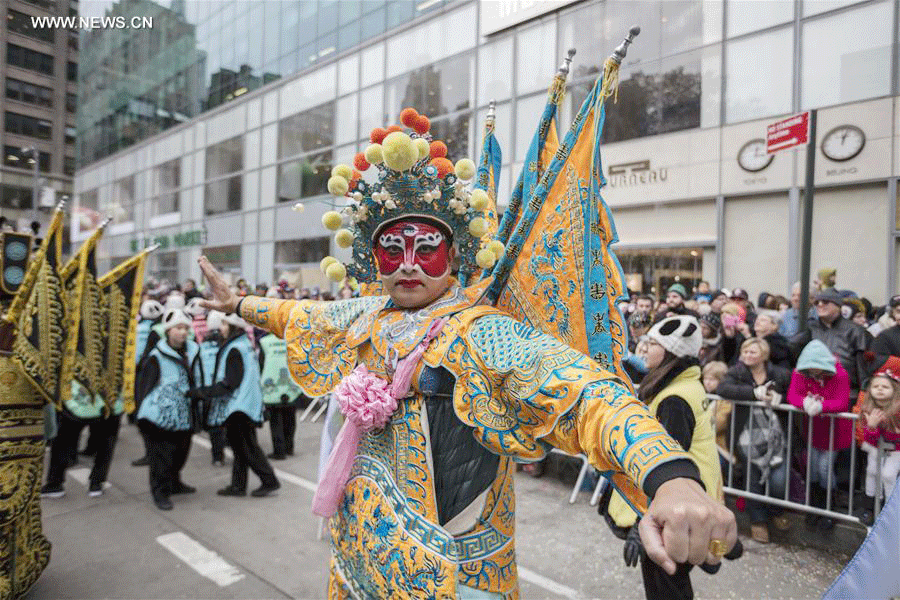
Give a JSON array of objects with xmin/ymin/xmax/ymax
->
[{"xmin": 30, "ymin": 15, "xmax": 153, "ymax": 30}]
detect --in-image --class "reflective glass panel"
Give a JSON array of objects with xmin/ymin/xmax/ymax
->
[{"xmin": 725, "ymin": 27, "xmax": 793, "ymax": 123}]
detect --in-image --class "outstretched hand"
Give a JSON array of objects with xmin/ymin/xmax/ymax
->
[
  {"xmin": 638, "ymin": 478, "xmax": 737, "ymax": 575},
  {"xmin": 197, "ymin": 256, "xmax": 240, "ymax": 314}
]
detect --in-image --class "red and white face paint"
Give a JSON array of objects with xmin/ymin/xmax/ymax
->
[{"xmin": 374, "ymin": 221, "xmax": 450, "ymax": 279}]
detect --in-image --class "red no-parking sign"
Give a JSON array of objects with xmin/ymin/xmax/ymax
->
[{"xmin": 766, "ymin": 112, "xmax": 810, "ymax": 154}]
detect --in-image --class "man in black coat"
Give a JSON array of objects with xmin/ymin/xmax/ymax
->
[{"xmin": 872, "ymin": 295, "xmax": 900, "ymax": 368}]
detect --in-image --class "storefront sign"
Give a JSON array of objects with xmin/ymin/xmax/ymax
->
[
  {"xmin": 130, "ymin": 228, "xmax": 206, "ymax": 253},
  {"xmin": 479, "ymin": 0, "xmax": 580, "ymax": 36},
  {"xmin": 606, "ymin": 160, "xmax": 668, "ymax": 188}
]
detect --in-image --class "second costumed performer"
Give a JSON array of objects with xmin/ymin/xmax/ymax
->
[{"xmin": 198, "ymin": 110, "xmax": 737, "ymax": 598}]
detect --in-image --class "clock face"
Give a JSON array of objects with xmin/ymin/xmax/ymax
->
[
  {"xmin": 821, "ymin": 125, "xmax": 865, "ymax": 162},
  {"xmin": 737, "ymin": 139, "xmax": 773, "ymax": 172}
]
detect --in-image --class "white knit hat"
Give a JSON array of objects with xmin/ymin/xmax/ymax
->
[
  {"xmin": 161, "ymin": 308, "xmax": 192, "ymax": 332},
  {"xmin": 185, "ymin": 297, "xmax": 206, "ymax": 317},
  {"xmin": 647, "ymin": 315, "xmax": 702, "ymax": 358},
  {"xmin": 206, "ymin": 310, "xmax": 225, "ymax": 332},
  {"xmin": 140, "ymin": 299, "xmax": 163, "ymax": 320},
  {"xmin": 222, "ymin": 312, "xmax": 248, "ymax": 330},
  {"xmin": 164, "ymin": 293, "xmax": 186, "ymax": 311}
]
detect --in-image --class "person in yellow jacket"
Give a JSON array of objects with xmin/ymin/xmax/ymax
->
[{"xmin": 604, "ymin": 315, "xmax": 737, "ymax": 600}]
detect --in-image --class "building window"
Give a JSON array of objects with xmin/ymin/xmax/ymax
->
[
  {"xmin": 800, "ymin": 1, "xmax": 894, "ymax": 110},
  {"xmin": 616, "ymin": 247, "xmax": 706, "ymax": 296},
  {"xmin": 3, "ymin": 146, "xmax": 50, "ymax": 172},
  {"xmin": 7, "ymin": 9, "xmax": 55, "ymax": 44},
  {"xmin": 275, "ymin": 237, "xmax": 330, "ymax": 264},
  {"xmin": 0, "ymin": 184, "xmax": 33, "ymax": 210},
  {"xmin": 65, "ymin": 125, "xmax": 76, "ymax": 145},
  {"xmin": 201, "ymin": 245, "xmax": 241, "ymax": 271},
  {"xmin": 151, "ymin": 158, "xmax": 180, "ymax": 215},
  {"xmin": 63, "ymin": 156, "xmax": 75, "ymax": 176},
  {"xmin": 205, "ymin": 175, "xmax": 242, "ymax": 215},
  {"xmin": 110, "ymin": 175, "xmax": 135, "ymax": 223},
  {"xmin": 278, "ymin": 102, "xmax": 335, "ymax": 159},
  {"xmin": 67, "ymin": 61, "xmax": 77, "ymax": 82},
  {"xmin": 66, "ymin": 92, "xmax": 77, "ymax": 113},
  {"xmin": 4, "ymin": 112, "xmax": 52, "ymax": 140},
  {"xmin": 205, "ymin": 136, "xmax": 243, "ymax": 178},
  {"xmin": 278, "ymin": 151, "xmax": 333, "ymax": 203},
  {"xmin": 725, "ymin": 27, "xmax": 793, "ymax": 123},
  {"xmin": 68, "ymin": 30, "xmax": 78, "ymax": 52},
  {"xmin": 387, "ymin": 53, "xmax": 473, "ymax": 119},
  {"xmin": 151, "ymin": 251, "xmax": 178, "ymax": 285},
  {"xmin": 429, "ymin": 115, "xmax": 470, "ymax": 163},
  {"xmin": 5, "ymin": 78, "xmax": 53, "ymax": 108},
  {"xmin": 6, "ymin": 43, "xmax": 54, "ymax": 76}
]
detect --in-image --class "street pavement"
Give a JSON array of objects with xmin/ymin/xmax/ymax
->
[{"xmin": 30, "ymin": 417, "xmax": 851, "ymax": 600}]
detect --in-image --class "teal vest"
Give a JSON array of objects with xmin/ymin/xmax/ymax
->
[
  {"xmin": 198, "ymin": 339, "xmax": 220, "ymax": 387},
  {"xmin": 259, "ymin": 333, "xmax": 302, "ymax": 406},
  {"xmin": 209, "ymin": 334, "xmax": 263, "ymax": 426},
  {"xmin": 63, "ymin": 380, "xmax": 125, "ymax": 420},
  {"xmin": 135, "ymin": 319, "xmax": 153, "ymax": 365},
  {"xmin": 136, "ymin": 339, "xmax": 200, "ymax": 431}
]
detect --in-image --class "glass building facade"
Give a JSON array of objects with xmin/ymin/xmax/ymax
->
[{"xmin": 75, "ymin": 0, "xmax": 900, "ymax": 301}]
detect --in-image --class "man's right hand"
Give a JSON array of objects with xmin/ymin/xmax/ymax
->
[{"xmin": 198, "ymin": 256, "xmax": 240, "ymax": 314}]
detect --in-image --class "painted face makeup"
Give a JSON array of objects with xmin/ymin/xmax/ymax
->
[{"xmin": 374, "ymin": 221, "xmax": 450, "ymax": 280}]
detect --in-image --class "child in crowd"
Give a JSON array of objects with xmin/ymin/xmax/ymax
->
[
  {"xmin": 702, "ymin": 361, "xmax": 731, "ymax": 475},
  {"xmin": 859, "ymin": 371, "xmax": 900, "ymax": 523},
  {"xmin": 787, "ymin": 340, "xmax": 851, "ymax": 531}
]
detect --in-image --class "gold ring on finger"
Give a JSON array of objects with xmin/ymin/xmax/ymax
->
[{"xmin": 708, "ymin": 538, "xmax": 728, "ymax": 558}]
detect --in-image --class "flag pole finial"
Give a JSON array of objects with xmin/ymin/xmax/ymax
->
[
  {"xmin": 558, "ymin": 48, "xmax": 576, "ymax": 76},
  {"xmin": 610, "ymin": 26, "xmax": 640, "ymax": 66},
  {"xmin": 487, "ymin": 100, "xmax": 496, "ymax": 124},
  {"xmin": 98, "ymin": 216, "xmax": 113, "ymax": 231},
  {"xmin": 601, "ymin": 26, "xmax": 640, "ymax": 102}
]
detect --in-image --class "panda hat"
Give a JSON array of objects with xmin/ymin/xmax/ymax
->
[{"xmin": 647, "ymin": 315, "xmax": 702, "ymax": 359}]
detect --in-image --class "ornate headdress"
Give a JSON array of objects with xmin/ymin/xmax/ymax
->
[{"xmin": 317, "ymin": 108, "xmax": 503, "ymax": 285}]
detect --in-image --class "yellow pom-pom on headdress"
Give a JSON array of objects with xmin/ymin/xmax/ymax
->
[
  {"xmin": 322, "ymin": 211, "xmax": 343, "ymax": 231},
  {"xmin": 469, "ymin": 189, "xmax": 489, "ymax": 211},
  {"xmin": 382, "ymin": 132, "xmax": 418, "ymax": 172},
  {"xmin": 335, "ymin": 229, "xmax": 354, "ymax": 248},
  {"xmin": 331, "ymin": 164, "xmax": 353, "ymax": 180},
  {"xmin": 320, "ymin": 256, "xmax": 339, "ymax": 274},
  {"xmin": 328, "ymin": 176, "xmax": 349, "ymax": 196},
  {"xmin": 468, "ymin": 217, "xmax": 487, "ymax": 238},
  {"xmin": 326, "ymin": 262, "xmax": 347, "ymax": 282},
  {"xmin": 415, "ymin": 138, "xmax": 430, "ymax": 160},
  {"xmin": 365, "ymin": 144, "xmax": 384, "ymax": 165},
  {"xmin": 487, "ymin": 239, "xmax": 505, "ymax": 258},
  {"xmin": 476, "ymin": 248, "xmax": 497, "ymax": 269},
  {"xmin": 454, "ymin": 158, "xmax": 476, "ymax": 181}
]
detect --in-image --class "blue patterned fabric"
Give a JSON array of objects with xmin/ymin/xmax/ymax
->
[
  {"xmin": 135, "ymin": 319, "xmax": 153, "ymax": 365},
  {"xmin": 137, "ymin": 339, "xmax": 200, "ymax": 431}
]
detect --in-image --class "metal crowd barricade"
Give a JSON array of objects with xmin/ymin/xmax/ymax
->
[{"xmin": 711, "ymin": 393, "xmax": 887, "ymax": 527}]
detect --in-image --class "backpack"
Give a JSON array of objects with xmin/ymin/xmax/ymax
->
[{"xmin": 738, "ymin": 406, "xmax": 785, "ymax": 484}]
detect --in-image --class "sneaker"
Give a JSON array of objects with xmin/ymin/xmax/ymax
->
[
  {"xmin": 250, "ymin": 482, "xmax": 280, "ymax": 497},
  {"xmin": 267, "ymin": 452, "xmax": 286, "ymax": 460},
  {"xmin": 750, "ymin": 522, "xmax": 769, "ymax": 544},
  {"xmin": 131, "ymin": 456, "xmax": 150, "ymax": 467},
  {"xmin": 217, "ymin": 485, "xmax": 246, "ymax": 497},
  {"xmin": 172, "ymin": 483, "xmax": 196, "ymax": 495},
  {"xmin": 87, "ymin": 483, "xmax": 104, "ymax": 498},
  {"xmin": 771, "ymin": 515, "xmax": 791, "ymax": 531},
  {"xmin": 153, "ymin": 496, "xmax": 173, "ymax": 511},
  {"xmin": 40, "ymin": 484, "xmax": 65, "ymax": 499},
  {"xmin": 858, "ymin": 509, "xmax": 875, "ymax": 527}
]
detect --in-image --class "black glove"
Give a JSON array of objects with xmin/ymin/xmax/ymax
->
[{"xmin": 623, "ymin": 521, "xmax": 643, "ymax": 568}]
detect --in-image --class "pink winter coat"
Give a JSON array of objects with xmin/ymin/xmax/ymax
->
[{"xmin": 787, "ymin": 362, "xmax": 852, "ymax": 451}]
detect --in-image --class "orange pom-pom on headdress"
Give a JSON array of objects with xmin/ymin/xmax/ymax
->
[
  {"xmin": 353, "ymin": 152, "xmax": 370, "ymax": 172},
  {"xmin": 385, "ymin": 124, "xmax": 403, "ymax": 134},
  {"xmin": 429, "ymin": 157, "xmax": 454, "ymax": 178},
  {"xmin": 413, "ymin": 115, "xmax": 430, "ymax": 135},
  {"xmin": 429, "ymin": 140, "xmax": 448, "ymax": 159},
  {"xmin": 399, "ymin": 108, "xmax": 419, "ymax": 128},
  {"xmin": 370, "ymin": 128, "xmax": 388, "ymax": 144}
]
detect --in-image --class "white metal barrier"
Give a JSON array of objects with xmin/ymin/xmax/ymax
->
[{"xmin": 712, "ymin": 394, "xmax": 888, "ymax": 526}]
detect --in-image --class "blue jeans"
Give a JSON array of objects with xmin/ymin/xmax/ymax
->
[
  {"xmin": 747, "ymin": 461, "xmax": 788, "ymax": 523},
  {"xmin": 809, "ymin": 447, "xmax": 837, "ymax": 489}
]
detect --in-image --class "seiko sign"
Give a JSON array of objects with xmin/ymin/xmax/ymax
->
[
  {"xmin": 606, "ymin": 160, "xmax": 668, "ymax": 188},
  {"xmin": 479, "ymin": 0, "xmax": 581, "ymax": 36}
]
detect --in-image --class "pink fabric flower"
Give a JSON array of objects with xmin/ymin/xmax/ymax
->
[{"xmin": 335, "ymin": 365, "xmax": 396, "ymax": 431}]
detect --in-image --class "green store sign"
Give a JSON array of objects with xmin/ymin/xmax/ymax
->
[{"xmin": 130, "ymin": 228, "xmax": 207, "ymax": 253}]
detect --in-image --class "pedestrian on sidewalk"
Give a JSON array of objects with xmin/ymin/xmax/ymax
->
[
  {"xmin": 190, "ymin": 313, "xmax": 279, "ymax": 498},
  {"xmin": 135, "ymin": 308, "xmax": 203, "ymax": 511},
  {"xmin": 199, "ymin": 310, "xmax": 227, "ymax": 466},
  {"xmin": 130, "ymin": 299, "xmax": 164, "ymax": 467},
  {"xmin": 258, "ymin": 330, "xmax": 306, "ymax": 460}
]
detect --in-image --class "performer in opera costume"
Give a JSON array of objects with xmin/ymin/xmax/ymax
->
[{"xmin": 197, "ymin": 93, "xmax": 737, "ymax": 595}]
